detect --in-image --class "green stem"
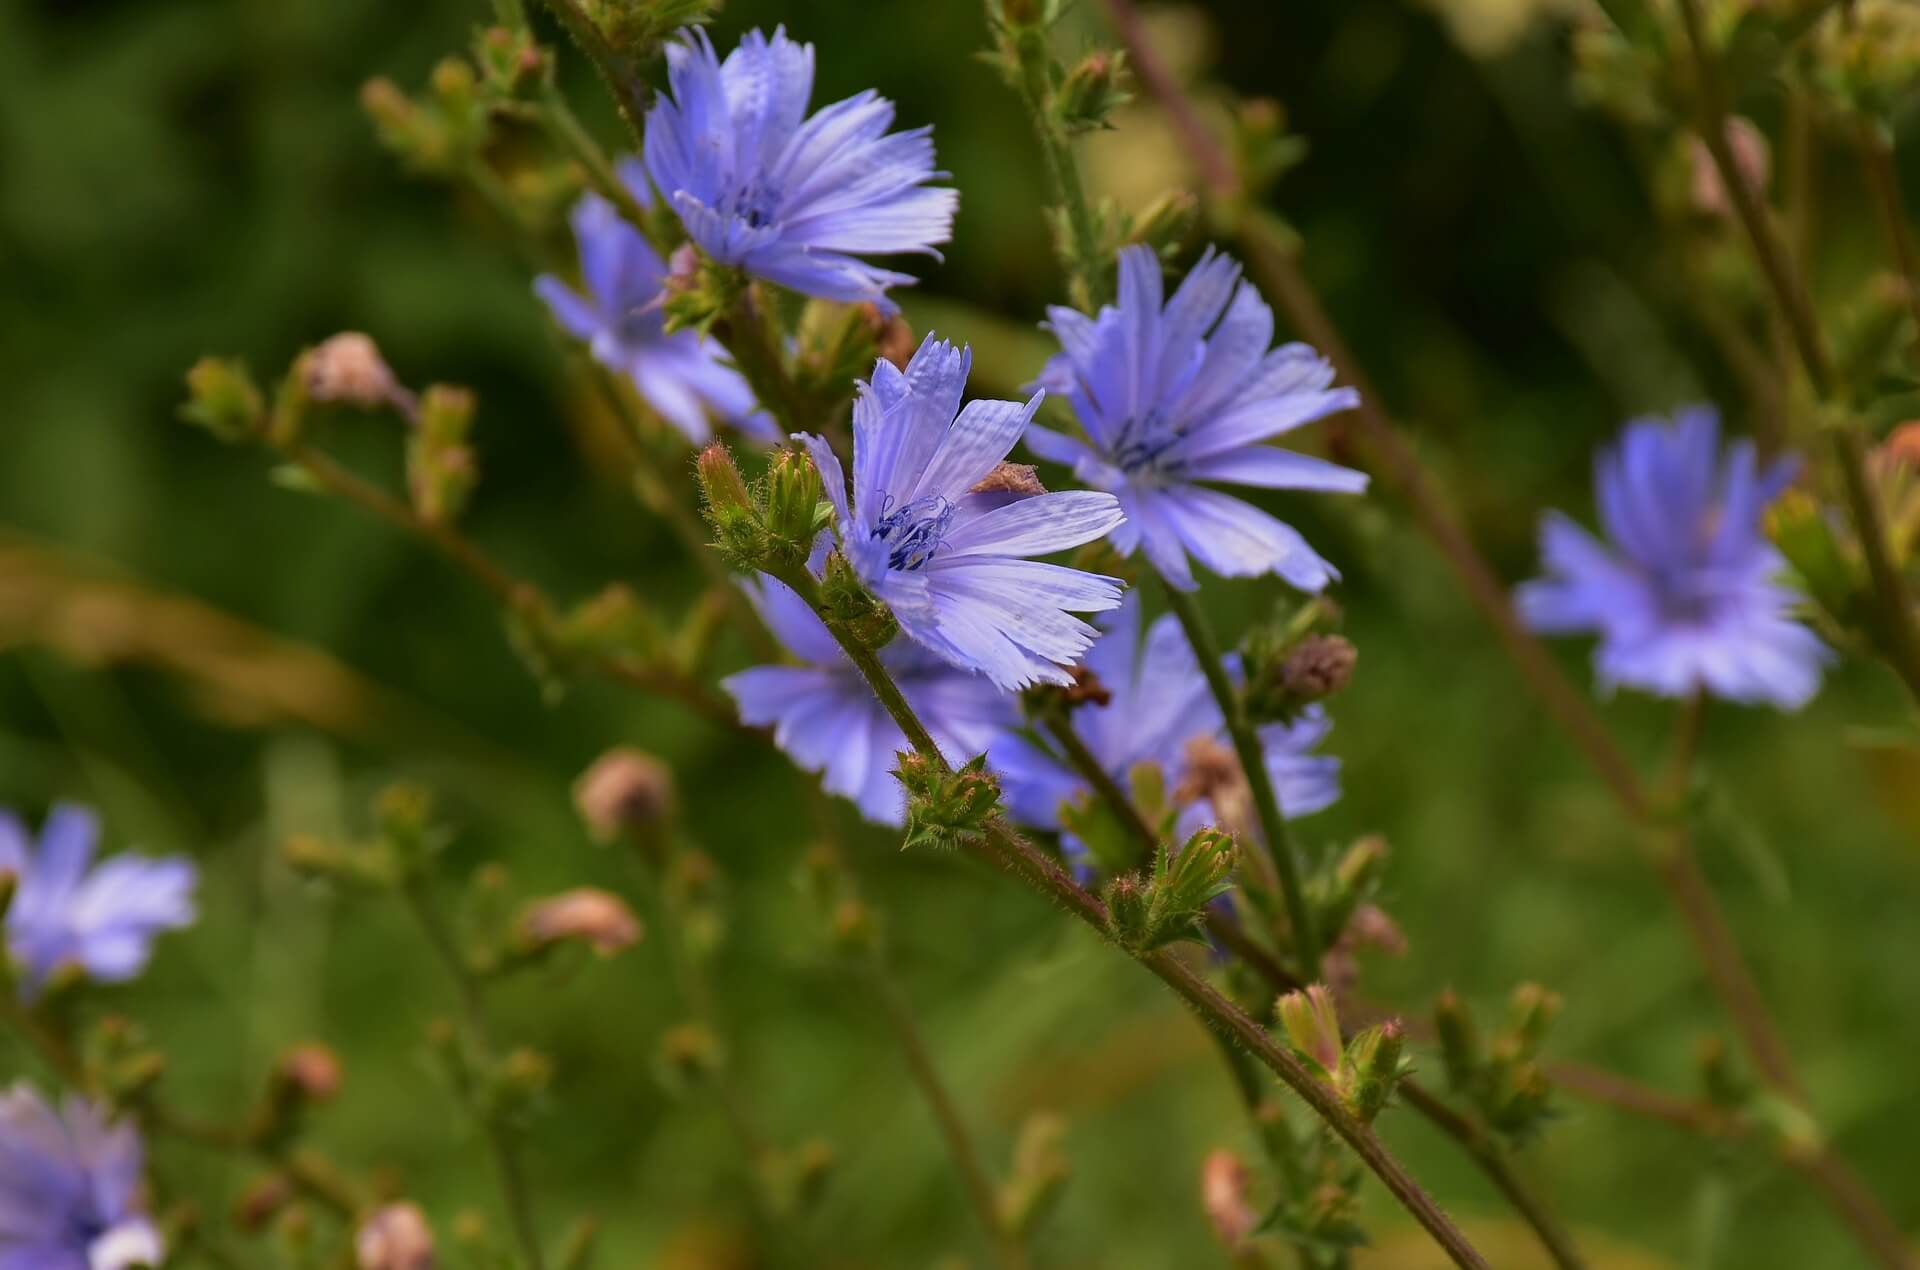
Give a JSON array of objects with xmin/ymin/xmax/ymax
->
[
  {"xmin": 717, "ymin": 289, "xmax": 813, "ymax": 440},
  {"xmin": 540, "ymin": 88, "xmax": 655, "ymax": 237},
  {"xmin": 769, "ymin": 563, "xmax": 1487, "ymax": 1270},
  {"xmin": 397, "ymin": 877, "xmax": 549, "ymax": 1270},
  {"xmin": 1010, "ymin": 31, "xmax": 1106, "ymax": 310},
  {"xmin": 1155, "ymin": 574, "xmax": 1320, "ymax": 980},
  {"xmin": 533, "ymin": 0, "xmax": 648, "ymax": 148}
]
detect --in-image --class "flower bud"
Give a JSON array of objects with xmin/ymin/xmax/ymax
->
[
  {"xmin": 407, "ymin": 385, "xmax": 477, "ymax": 526},
  {"xmin": 361, "ymin": 77, "xmax": 418, "ymax": 148},
  {"xmin": 574, "ymin": 748, "xmax": 675, "ymax": 843},
  {"xmin": 278, "ymin": 1043, "xmax": 344, "ymax": 1103},
  {"xmin": 356, "ymin": 1202, "xmax": 435, "ymax": 1270},
  {"xmin": 1505, "ymin": 982, "xmax": 1561, "ymax": 1057},
  {"xmin": 898, "ymin": 754, "xmax": 1002, "ymax": 851},
  {"xmin": 1163, "ymin": 828, "xmax": 1236, "ymax": 913},
  {"xmin": 1173, "ymin": 735, "xmax": 1252, "ymax": 834},
  {"xmin": 1278, "ymin": 634, "xmax": 1357, "ymax": 701},
  {"xmin": 475, "ymin": 26, "xmax": 547, "ymax": 98},
  {"xmin": 1277, "ymin": 983, "xmax": 1343, "ymax": 1076},
  {"xmin": 181, "ymin": 357, "xmax": 265, "ymax": 441},
  {"xmin": 1124, "ymin": 189, "xmax": 1198, "ymax": 256},
  {"xmin": 375, "ymin": 784, "xmax": 437, "ymax": 868},
  {"xmin": 306, "ymin": 332, "xmax": 406, "ymax": 412},
  {"xmin": 764, "ymin": 447, "xmax": 826, "ymax": 561},
  {"xmin": 1199, "ymin": 1149, "xmax": 1255, "ymax": 1251},
  {"xmin": 695, "ymin": 443, "xmax": 766, "ymax": 567},
  {"xmin": 1434, "ymin": 989, "xmax": 1480, "ymax": 1092},
  {"xmin": 1339, "ymin": 1019, "xmax": 1407, "ymax": 1124},
  {"xmin": 518, "ymin": 888, "xmax": 643, "ymax": 958},
  {"xmin": 1053, "ymin": 48, "xmax": 1130, "ymax": 134}
]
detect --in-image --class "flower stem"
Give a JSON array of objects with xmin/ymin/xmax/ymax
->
[
  {"xmin": 1008, "ymin": 31, "xmax": 1106, "ymax": 310},
  {"xmin": 533, "ymin": 0, "xmax": 648, "ymax": 148},
  {"xmin": 397, "ymin": 875, "xmax": 549, "ymax": 1270},
  {"xmin": 1038, "ymin": 711, "xmax": 1159, "ymax": 866},
  {"xmin": 717, "ymin": 289, "xmax": 813, "ymax": 440},
  {"xmin": 771, "ymin": 564, "xmax": 1488, "ymax": 1270},
  {"xmin": 1155, "ymin": 573, "xmax": 1320, "ymax": 981},
  {"xmin": 859, "ymin": 958, "xmax": 1029, "ymax": 1270}
]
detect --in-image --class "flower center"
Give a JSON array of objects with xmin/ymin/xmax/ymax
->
[
  {"xmin": 872, "ymin": 494, "xmax": 954, "ymax": 572},
  {"xmin": 726, "ymin": 178, "xmax": 782, "ymax": 230},
  {"xmin": 1111, "ymin": 408, "xmax": 1186, "ymax": 478}
]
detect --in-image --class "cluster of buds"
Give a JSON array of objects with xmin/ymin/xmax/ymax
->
[
  {"xmin": 897, "ymin": 753, "xmax": 1003, "ymax": 852},
  {"xmin": 362, "ymin": 59, "xmax": 489, "ymax": 178},
  {"xmin": 245, "ymin": 1042, "xmax": 346, "ymax": 1152},
  {"xmin": 1053, "ymin": 49, "xmax": 1131, "ymax": 134},
  {"xmin": 1276, "ymin": 984, "xmax": 1409, "ymax": 1125},
  {"xmin": 1434, "ymin": 983, "xmax": 1562, "ymax": 1141},
  {"xmin": 1241, "ymin": 597, "xmax": 1356, "ymax": 722},
  {"xmin": 1806, "ymin": 0, "xmax": 1920, "ymax": 123},
  {"xmin": 695, "ymin": 443, "xmax": 831, "ymax": 575},
  {"xmin": 1102, "ymin": 828, "xmax": 1237, "ymax": 951}
]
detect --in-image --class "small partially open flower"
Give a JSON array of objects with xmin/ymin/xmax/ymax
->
[
  {"xmin": 356, "ymin": 1202, "xmax": 435, "ymax": 1270},
  {"xmin": 307, "ymin": 332, "xmax": 410, "ymax": 413},
  {"xmin": 518, "ymin": 888, "xmax": 643, "ymax": 957},
  {"xmin": 574, "ymin": 748, "xmax": 675, "ymax": 841}
]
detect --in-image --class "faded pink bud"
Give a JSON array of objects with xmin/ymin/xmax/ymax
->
[
  {"xmin": 308, "ymin": 332, "xmax": 411, "ymax": 413},
  {"xmin": 574, "ymin": 747, "xmax": 675, "ymax": 841},
  {"xmin": 1200, "ymin": 1149, "xmax": 1257, "ymax": 1250},
  {"xmin": 356, "ymin": 1202, "xmax": 434, "ymax": 1270},
  {"xmin": 519, "ymin": 888, "xmax": 643, "ymax": 957},
  {"xmin": 277, "ymin": 1043, "xmax": 344, "ymax": 1102},
  {"xmin": 1690, "ymin": 117, "xmax": 1770, "ymax": 219}
]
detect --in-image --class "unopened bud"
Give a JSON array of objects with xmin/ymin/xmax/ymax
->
[
  {"xmin": 574, "ymin": 748, "xmax": 675, "ymax": 842},
  {"xmin": 1126, "ymin": 189, "xmax": 1199, "ymax": 254},
  {"xmin": 695, "ymin": 443, "xmax": 765, "ymax": 565},
  {"xmin": 1506, "ymin": 982, "xmax": 1561, "ymax": 1057},
  {"xmin": 1278, "ymin": 634, "xmax": 1356, "ymax": 701},
  {"xmin": 181, "ymin": 357, "xmax": 265, "ymax": 442},
  {"xmin": 898, "ymin": 754, "xmax": 1001, "ymax": 851},
  {"xmin": 968, "ymin": 462, "xmax": 1047, "ymax": 498},
  {"xmin": 375, "ymin": 784, "xmax": 436, "ymax": 866},
  {"xmin": 1054, "ymin": 48, "xmax": 1129, "ymax": 133},
  {"xmin": 1434, "ymin": 989, "xmax": 1480, "ymax": 1091},
  {"xmin": 764, "ymin": 447, "xmax": 826, "ymax": 558},
  {"xmin": 429, "ymin": 58, "xmax": 476, "ymax": 109},
  {"xmin": 278, "ymin": 1043, "xmax": 344, "ymax": 1102},
  {"xmin": 1164, "ymin": 828, "xmax": 1236, "ymax": 913},
  {"xmin": 518, "ymin": 888, "xmax": 643, "ymax": 957},
  {"xmin": 865, "ymin": 304, "xmax": 916, "ymax": 370},
  {"xmin": 1340, "ymin": 1019, "xmax": 1406, "ymax": 1123},
  {"xmin": 499, "ymin": 1047, "xmax": 553, "ymax": 1102},
  {"xmin": 1277, "ymin": 983, "xmax": 1343, "ymax": 1075},
  {"xmin": 1173, "ymin": 735, "xmax": 1251, "ymax": 834},
  {"xmin": 356, "ymin": 1202, "xmax": 435, "ymax": 1270},
  {"xmin": 475, "ymin": 26, "xmax": 547, "ymax": 97},
  {"xmin": 1690, "ymin": 117, "xmax": 1770, "ymax": 219},
  {"xmin": 1199, "ymin": 1149, "xmax": 1256, "ymax": 1251}
]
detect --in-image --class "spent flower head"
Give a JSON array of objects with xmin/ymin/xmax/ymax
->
[
  {"xmin": 798, "ymin": 335, "xmax": 1127, "ymax": 690},
  {"xmin": 0, "ymin": 805, "xmax": 195, "ymax": 998},
  {"xmin": 1517, "ymin": 406, "xmax": 1832, "ymax": 708},
  {"xmin": 537, "ymin": 159, "xmax": 775, "ymax": 445},
  {"xmin": 0, "ymin": 1083, "xmax": 163, "ymax": 1270},
  {"xmin": 1028, "ymin": 245, "xmax": 1366, "ymax": 591},
  {"xmin": 645, "ymin": 26, "xmax": 956, "ymax": 311}
]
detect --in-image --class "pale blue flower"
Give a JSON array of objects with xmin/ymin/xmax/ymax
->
[
  {"xmin": 1027, "ymin": 245, "xmax": 1366, "ymax": 591},
  {"xmin": 644, "ymin": 26, "xmax": 956, "ymax": 312},
  {"xmin": 1518, "ymin": 407, "xmax": 1832, "ymax": 708},
  {"xmin": 798, "ymin": 335, "xmax": 1127, "ymax": 691},
  {"xmin": 535, "ymin": 159, "xmax": 775, "ymax": 445},
  {"xmin": 724, "ymin": 568, "xmax": 1014, "ymax": 825},
  {"xmin": 990, "ymin": 595, "xmax": 1340, "ymax": 874},
  {"xmin": 0, "ymin": 1082, "xmax": 162, "ymax": 1270},
  {"xmin": 0, "ymin": 805, "xmax": 195, "ymax": 997}
]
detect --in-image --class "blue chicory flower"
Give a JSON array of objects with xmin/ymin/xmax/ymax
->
[
  {"xmin": 1027, "ymin": 245, "xmax": 1366, "ymax": 592},
  {"xmin": 0, "ymin": 805, "xmax": 196, "ymax": 997},
  {"xmin": 535, "ymin": 159, "xmax": 776, "ymax": 445},
  {"xmin": 724, "ymin": 568, "xmax": 1014, "ymax": 825},
  {"xmin": 1516, "ymin": 406, "xmax": 1832, "ymax": 708},
  {"xmin": 798, "ymin": 335, "xmax": 1128, "ymax": 691},
  {"xmin": 990, "ymin": 595, "xmax": 1341, "ymax": 875},
  {"xmin": 0, "ymin": 1082, "xmax": 163, "ymax": 1270},
  {"xmin": 644, "ymin": 26, "xmax": 957, "ymax": 312}
]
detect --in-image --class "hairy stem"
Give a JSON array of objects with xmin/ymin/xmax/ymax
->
[
  {"xmin": 1157, "ymin": 574, "xmax": 1320, "ymax": 980},
  {"xmin": 1008, "ymin": 31, "xmax": 1106, "ymax": 310},
  {"xmin": 770, "ymin": 566, "xmax": 1487, "ymax": 1270}
]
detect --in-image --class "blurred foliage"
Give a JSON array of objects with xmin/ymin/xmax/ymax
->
[{"xmin": 2, "ymin": 0, "xmax": 1919, "ymax": 1266}]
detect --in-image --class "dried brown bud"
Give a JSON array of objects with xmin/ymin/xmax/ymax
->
[
  {"xmin": 968, "ymin": 462, "xmax": 1047, "ymax": 497},
  {"xmin": 574, "ymin": 748, "xmax": 675, "ymax": 841},
  {"xmin": 1062, "ymin": 664, "xmax": 1111, "ymax": 708},
  {"xmin": 1278, "ymin": 634, "xmax": 1357, "ymax": 700},
  {"xmin": 277, "ymin": 1043, "xmax": 344, "ymax": 1102},
  {"xmin": 519, "ymin": 888, "xmax": 643, "ymax": 957},
  {"xmin": 1690, "ymin": 117, "xmax": 1770, "ymax": 219},
  {"xmin": 307, "ymin": 332, "xmax": 409, "ymax": 413},
  {"xmin": 861, "ymin": 303, "xmax": 916, "ymax": 370},
  {"xmin": 1173, "ymin": 735, "xmax": 1252, "ymax": 834},
  {"xmin": 1200, "ymin": 1149, "xmax": 1257, "ymax": 1251},
  {"xmin": 356, "ymin": 1202, "xmax": 435, "ymax": 1270}
]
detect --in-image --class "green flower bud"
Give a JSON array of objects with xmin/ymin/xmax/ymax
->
[
  {"xmin": 1124, "ymin": 189, "xmax": 1198, "ymax": 257},
  {"xmin": 181, "ymin": 357, "xmax": 265, "ymax": 442},
  {"xmin": 1505, "ymin": 982, "xmax": 1561, "ymax": 1058},
  {"xmin": 475, "ymin": 26, "xmax": 548, "ymax": 99},
  {"xmin": 1053, "ymin": 49, "xmax": 1130, "ymax": 135},
  {"xmin": 1277, "ymin": 983, "xmax": 1343, "ymax": 1076},
  {"xmin": 1339, "ymin": 1019, "xmax": 1407, "ymax": 1124},
  {"xmin": 899, "ymin": 754, "xmax": 1002, "ymax": 851},
  {"xmin": 695, "ymin": 442, "xmax": 767, "ymax": 569},
  {"xmin": 1434, "ymin": 988, "xmax": 1480, "ymax": 1092},
  {"xmin": 764, "ymin": 447, "xmax": 827, "ymax": 564}
]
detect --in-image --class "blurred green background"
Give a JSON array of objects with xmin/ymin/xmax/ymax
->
[{"xmin": 2, "ymin": 0, "xmax": 1917, "ymax": 1265}]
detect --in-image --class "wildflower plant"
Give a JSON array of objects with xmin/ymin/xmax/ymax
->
[{"xmin": 11, "ymin": 1, "xmax": 1920, "ymax": 1268}]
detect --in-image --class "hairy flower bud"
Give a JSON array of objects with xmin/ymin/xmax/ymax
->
[
  {"xmin": 1053, "ymin": 48, "xmax": 1130, "ymax": 134},
  {"xmin": 1506, "ymin": 982, "xmax": 1561, "ymax": 1057},
  {"xmin": 356, "ymin": 1202, "xmax": 435, "ymax": 1270},
  {"xmin": 518, "ymin": 888, "xmax": 643, "ymax": 958},
  {"xmin": 695, "ymin": 443, "xmax": 767, "ymax": 568},
  {"xmin": 1277, "ymin": 983, "xmax": 1343, "ymax": 1076},
  {"xmin": 764, "ymin": 447, "xmax": 826, "ymax": 562},
  {"xmin": 1339, "ymin": 1019, "xmax": 1407, "ymax": 1123},
  {"xmin": 898, "ymin": 754, "xmax": 1002, "ymax": 851},
  {"xmin": 475, "ymin": 26, "xmax": 547, "ymax": 98},
  {"xmin": 574, "ymin": 747, "xmax": 675, "ymax": 842},
  {"xmin": 1124, "ymin": 189, "xmax": 1199, "ymax": 256}
]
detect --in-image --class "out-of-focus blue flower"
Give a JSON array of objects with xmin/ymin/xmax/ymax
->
[
  {"xmin": 1517, "ymin": 406, "xmax": 1832, "ymax": 708},
  {"xmin": 535, "ymin": 160, "xmax": 775, "ymax": 446},
  {"xmin": 797, "ymin": 335, "xmax": 1127, "ymax": 691},
  {"xmin": 0, "ymin": 1082, "xmax": 162, "ymax": 1270},
  {"xmin": 644, "ymin": 26, "xmax": 957, "ymax": 312},
  {"xmin": 724, "ymin": 568, "xmax": 1014, "ymax": 825},
  {"xmin": 0, "ymin": 805, "xmax": 195, "ymax": 997},
  {"xmin": 990, "ymin": 595, "xmax": 1341, "ymax": 874},
  {"xmin": 1027, "ymin": 245, "xmax": 1365, "ymax": 592}
]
